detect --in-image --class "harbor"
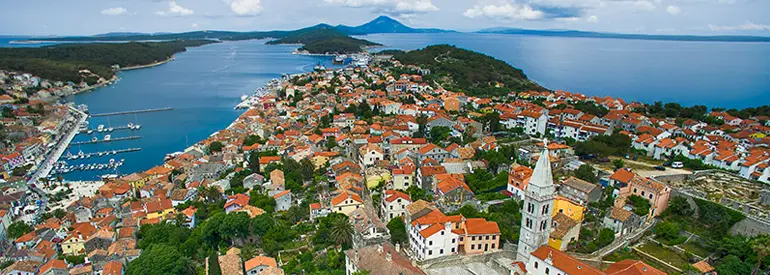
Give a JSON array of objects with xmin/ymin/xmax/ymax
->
[
  {"xmin": 79, "ymin": 123, "xmax": 141, "ymax": 134},
  {"xmin": 69, "ymin": 135, "xmax": 142, "ymax": 146},
  {"xmin": 51, "ymin": 158, "xmax": 126, "ymax": 175},
  {"xmin": 90, "ymin": 107, "xmax": 173, "ymax": 117},
  {"xmin": 64, "ymin": 148, "xmax": 141, "ymax": 160}
]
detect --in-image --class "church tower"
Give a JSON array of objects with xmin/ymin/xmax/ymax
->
[{"xmin": 516, "ymin": 139, "xmax": 556, "ymax": 262}]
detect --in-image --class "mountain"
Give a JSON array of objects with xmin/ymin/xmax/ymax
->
[
  {"xmin": 334, "ymin": 16, "xmax": 453, "ymax": 35},
  {"xmin": 477, "ymin": 27, "xmax": 770, "ymax": 43}
]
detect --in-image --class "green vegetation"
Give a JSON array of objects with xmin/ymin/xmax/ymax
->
[
  {"xmin": 0, "ymin": 40, "xmax": 214, "ymax": 83},
  {"xmin": 457, "ymin": 200, "xmax": 521, "ymax": 243},
  {"xmin": 207, "ymin": 141, "xmax": 224, "ymax": 153},
  {"xmin": 466, "ymin": 170, "xmax": 507, "ymax": 194},
  {"xmin": 574, "ymin": 164, "xmax": 599, "ymax": 183},
  {"xmin": 575, "ymin": 227, "xmax": 615, "ymax": 253},
  {"xmin": 384, "ymin": 45, "xmax": 545, "ymax": 97},
  {"xmin": 574, "ymin": 133, "xmax": 632, "ymax": 158},
  {"xmin": 7, "ymin": 221, "xmax": 32, "ymax": 239},
  {"xmin": 267, "ymin": 25, "xmax": 379, "ymax": 54},
  {"xmin": 387, "ymin": 217, "xmax": 408, "ymax": 245},
  {"xmin": 626, "ymin": 195, "xmax": 651, "ymax": 216}
]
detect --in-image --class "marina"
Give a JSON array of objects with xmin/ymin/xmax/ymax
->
[
  {"xmin": 50, "ymin": 159, "xmax": 126, "ymax": 175},
  {"xmin": 69, "ymin": 136, "xmax": 141, "ymax": 146},
  {"xmin": 65, "ymin": 148, "xmax": 142, "ymax": 160},
  {"xmin": 79, "ymin": 123, "xmax": 142, "ymax": 134}
]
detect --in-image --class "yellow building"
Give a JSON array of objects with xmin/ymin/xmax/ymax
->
[
  {"xmin": 145, "ymin": 199, "xmax": 175, "ymax": 221},
  {"xmin": 331, "ymin": 192, "xmax": 363, "ymax": 216},
  {"xmin": 552, "ymin": 196, "xmax": 585, "ymax": 222},
  {"xmin": 62, "ymin": 223, "xmax": 97, "ymax": 256},
  {"xmin": 123, "ymin": 172, "xmax": 150, "ymax": 189}
]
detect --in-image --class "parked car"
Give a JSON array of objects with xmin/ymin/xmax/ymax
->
[
  {"xmin": 654, "ymin": 166, "xmax": 667, "ymax": 171},
  {"xmin": 671, "ymin": 161, "xmax": 684, "ymax": 168}
]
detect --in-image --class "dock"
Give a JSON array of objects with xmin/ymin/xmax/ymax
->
[
  {"xmin": 79, "ymin": 124, "xmax": 140, "ymax": 134},
  {"xmin": 90, "ymin": 107, "xmax": 173, "ymax": 117},
  {"xmin": 65, "ymin": 148, "xmax": 141, "ymax": 160},
  {"xmin": 70, "ymin": 136, "xmax": 141, "ymax": 146}
]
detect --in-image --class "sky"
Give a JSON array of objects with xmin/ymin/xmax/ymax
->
[{"xmin": 2, "ymin": 0, "xmax": 769, "ymax": 36}]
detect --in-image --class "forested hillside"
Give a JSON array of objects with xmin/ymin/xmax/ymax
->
[
  {"xmin": 0, "ymin": 40, "xmax": 214, "ymax": 83},
  {"xmin": 383, "ymin": 45, "xmax": 546, "ymax": 97}
]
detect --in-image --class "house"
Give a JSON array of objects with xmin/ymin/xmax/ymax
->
[
  {"xmin": 603, "ymin": 206, "xmax": 643, "ymax": 237},
  {"xmin": 259, "ymin": 156, "xmax": 281, "ymax": 171},
  {"xmin": 273, "ymin": 190, "xmax": 292, "ymax": 212},
  {"xmin": 102, "ymin": 261, "xmax": 124, "ymax": 275},
  {"xmin": 692, "ymin": 260, "xmax": 717, "ymax": 275},
  {"xmin": 309, "ymin": 203, "xmax": 330, "ymax": 222},
  {"xmin": 225, "ymin": 193, "xmax": 250, "ymax": 214},
  {"xmin": 418, "ymin": 144, "xmax": 450, "ymax": 163},
  {"xmin": 331, "ymin": 191, "xmax": 363, "ymax": 216},
  {"xmin": 548, "ymin": 212, "xmax": 580, "ymax": 251},
  {"xmin": 1, "ymin": 260, "xmax": 40, "ymax": 275},
  {"xmin": 217, "ymin": 253, "xmax": 244, "ymax": 275},
  {"xmin": 458, "ymin": 217, "xmax": 501, "ymax": 256},
  {"xmin": 38, "ymin": 259, "xmax": 67, "ymax": 275},
  {"xmin": 611, "ymin": 169, "xmax": 671, "ymax": 217},
  {"xmin": 344, "ymin": 243, "xmax": 425, "ymax": 275},
  {"xmin": 408, "ymin": 209, "xmax": 462, "ymax": 261},
  {"xmin": 381, "ymin": 190, "xmax": 411, "ymax": 221},
  {"xmin": 434, "ymin": 175, "xmax": 474, "ymax": 210},
  {"xmin": 62, "ymin": 223, "xmax": 97, "ymax": 256},
  {"xmin": 391, "ymin": 167, "xmax": 414, "ymax": 190},
  {"xmin": 243, "ymin": 173, "xmax": 265, "ymax": 190},
  {"xmin": 507, "ymin": 163, "xmax": 533, "ymax": 200},
  {"xmin": 144, "ymin": 199, "xmax": 175, "ymax": 221},
  {"xmin": 244, "ymin": 255, "xmax": 281, "ymax": 275},
  {"xmin": 359, "ymin": 143, "xmax": 384, "ymax": 167},
  {"xmin": 558, "ymin": 177, "xmax": 602, "ymax": 206},
  {"xmin": 552, "ymin": 196, "xmax": 585, "ymax": 222},
  {"xmin": 518, "ymin": 245, "xmax": 665, "ymax": 275}
]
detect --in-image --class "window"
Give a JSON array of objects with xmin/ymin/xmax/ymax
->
[
  {"xmin": 338, "ymin": 207, "xmax": 342, "ymax": 211},
  {"xmin": 451, "ymin": 247, "xmax": 455, "ymax": 253},
  {"xmin": 429, "ymin": 241, "xmax": 433, "ymax": 245},
  {"xmin": 485, "ymin": 236, "xmax": 490, "ymax": 240},
  {"xmin": 641, "ymin": 191, "xmax": 646, "ymax": 196},
  {"xmin": 649, "ymin": 194, "xmax": 653, "ymax": 199},
  {"xmin": 452, "ymin": 238, "xmax": 455, "ymax": 243},
  {"xmin": 633, "ymin": 188, "xmax": 638, "ymax": 193},
  {"xmin": 471, "ymin": 244, "xmax": 475, "ymax": 249},
  {"xmin": 492, "ymin": 244, "xmax": 496, "ymax": 249},
  {"xmin": 460, "ymin": 237, "xmax": 464, "ymax": 241},
  {"xmin": 535, "ymin": 262, "xmax": 538, "ymax": 269},
  {"xmin": 429, "ymin": 250, "xmax": 432, "ymax": 255},
  {"xmin": 472, "ymin": 236, "xmax": 476, "ymax": 241},
  {"xmin": 440, "ymin": 249, "xmax": 443, "ymax": 254},
  {"xmin": 440, "ymin": 231, "xmax": 444, "ymax": 235},
  {"xmin": 545, "ymin": 267, "xmax": 550, "ymax": 274},
  {"xmin": 492, "ymin": 235, "xmax": 496, "ymax": 240}
]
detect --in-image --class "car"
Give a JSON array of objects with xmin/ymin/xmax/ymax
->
[
  {"xmin": 671, "ymin": 161, "xmax": 684, "ymax": 168},
  {"xmin": 654, "ymin": 166, "xmax": 666, "ymax": 171}
]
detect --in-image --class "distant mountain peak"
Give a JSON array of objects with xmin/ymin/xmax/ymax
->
[{"xmin": 335, "ymin": 16, "xmax": 453, "ymax": 35}]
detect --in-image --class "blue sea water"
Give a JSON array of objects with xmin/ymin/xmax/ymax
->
[
  {"xmin": 358, "ymin": 33, "xmax": 770, "ymax": 109},
  {"xmin": 1, "ymin": 34, "xmax": 769, "ymax": 179}
]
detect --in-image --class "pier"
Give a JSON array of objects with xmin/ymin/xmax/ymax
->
[
  {"xmin": 79, "ymin": 124, "xmax": 140, "ymax": 134},
  {"xmin": 90, "ymin": 107, "xmax": 173, "ymax": 117},
  {"xmin": 70, "ymin": 136, "xmax": 141, "ymax": 146},
  {"xmin": 66, "ymin": 148, "xmax": 141, "ymax": 160}
]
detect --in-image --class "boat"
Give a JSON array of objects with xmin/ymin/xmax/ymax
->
[
  {"xmin": 107, "ymin": 127, "xmax": 113, "ymax": 132},
  {"xmin": 97, "ymin": 125, "xmax": 104, "ymax": 132},
  {"xmin": 333, "ymin": 54, "xmax": 348, "ymax": 64},
  {"xmin": 91, "ymin": 137, "xmax": 98, "ymax": 142},
  {"xmin": 164, "ymin": 152, "xmax": 183, "ymax": 161},
  {"xmin": 87, "ymin": 130, "xmax": 93, "ymax": 134},
  {"xmin": 104, "ymin": 135, "xmax": 111, "ymax": 141},
  {"xmin": 134, "ymin": 125, "xmax": 141, "ymax": 130},
  {"xmin": 240, "ymin": 94, "xmax": 249, "ymax": 101}
]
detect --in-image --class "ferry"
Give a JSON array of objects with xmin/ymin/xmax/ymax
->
[
  {"xmin": 332, "ymin": 54, "xmax": 348, "ymax": 64},
  {"xmin": 164, "ymin": 152, "xmax": 183, "ymax": 161}
]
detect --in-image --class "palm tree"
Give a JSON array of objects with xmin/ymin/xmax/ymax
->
[
  {"xmin": 329, "ymin": 217, "xmax": 354, "ymax": 246},
  {"xmin": 750, "ymin": 235, "xmax": 770, "ymax": 275}
]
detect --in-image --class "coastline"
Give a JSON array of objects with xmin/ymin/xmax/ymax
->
[
  {"xmin": 118, "ymin": 56, "xmax": 175, "ymax": 71},
  {"xmin": 71, "ymin": 56, "xmax": 175, "ymax": 95}
]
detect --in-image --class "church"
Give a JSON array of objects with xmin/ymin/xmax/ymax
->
[{"xmin": 512, "ymin": 139, "xmax": 666, "ymax": 275}]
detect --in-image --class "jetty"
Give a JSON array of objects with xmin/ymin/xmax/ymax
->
[
  {"xmin": 65, "ymin": 148, "xmax": 141, "ymax": 160},
  {"xmin": 70, "ymin": 136, "xmax": 141, "ymax": 146},
  {"xmin": 90, "ymin": 107, "xmax": 173, "ymax": 117},
  {"xmin": 79, "ymin": 124, "xmax": 140, "ymax": 134}
]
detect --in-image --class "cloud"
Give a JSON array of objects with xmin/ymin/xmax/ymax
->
[
  {"xmin": 666, "ymin": 5, "xmax": 680, "ymax": 15},
  {"xmin": 156, "ymin": 1, "xmax": 194, "ymax": 16},
  {"xmin": 708, "ymin": 21, "xmax": 770, "ymax": 31},
  {"xmin": 464, "ymin": 3, "xmax": 544, "ymax": 20},
  {"xmin": 192, "ymin": 23, "xmax": 199, "ymax": 28},
  {"xmin": 101, "ymin": 7, "xmax": 128, "ymax": 16},
  {"xmin": 587, "ymin": 15, "xmax": 599, "ymax": 22},
  {"xmin": 324, "ymin": 0, "xmax": 438, "ymax": 16},
  {"xmin": 223, "ymin": 0, "xmax": 263, "ymax": 16}
]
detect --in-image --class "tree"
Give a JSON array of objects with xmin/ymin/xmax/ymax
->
[
  {"xmin": 126, "ymin": 244, "xmax": 194, "ymax": 275},
  {"xmin": 716, "ymin": 255, "xmax": 752, "ymax": 275},
  {"xmin": 574, "ymin": 164, "xmax": 598, "ymax": 184},
  {"xmin": 219, "ymin": 212, "xmax": 251, "ymax": 242},
  {"xmin": 7, "ymin": 221, "xmax": 32, "ymax": 239},
  {"xmin": 251, "ymin": 214, "xmax": 275, "ymax": 236},
  {"xmin": 387, "ymin": 217, "xmax": 407, "ymax": 245},
  {"xmin": 626, "ymin": 195, "xmax": 651, "ymax": 216},
  {"xmin": 458, "ymin": 205, "xmax": 481, "ymax": 218},
  {"xmin": 663, "ymin": 196, "xmax": 693, "ymax": 217},
  {"xmin": 750, "ymin": 235, "xmax": 770, "ymax": 274},
  {"xmin": 405, "ymin": 185, "xmax": 432, "ymax": 202},
  {"xmin": 249, "ymin": 191, "xmax": 276, "ymax": 213},
  {"xmin": 613, "ymin": 159, "xmax": 625, "ymax": 170},
  {"xmin": 429, "ymin": 126, "xmax": 452, "ymax": 144},
  {"xmin": 654, "ymin": 221, "xmax": 683, "ymax": 245},
  {"xmin": 329, "ymin": 215, "xmax": 354, "ymax": 246},
  {"xmin": 208, "ymin": 141, "xmax": 224, "ymax": 153},
  {"xmin": 325, "ymin": 136, "xmax": 338, "ymax": 150},
  {"xmin": 207, "ymin": 250, "xmax": 222, "ymax": 275}
]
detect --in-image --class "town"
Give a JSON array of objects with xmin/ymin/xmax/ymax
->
[{"xmin": 0, "ymin": 51, "xmax": 768, "ymax": 275}]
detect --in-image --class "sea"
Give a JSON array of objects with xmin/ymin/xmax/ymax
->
[{"xmin": 1, "ymin": 33, "xmax": 769, "ymax": 180}]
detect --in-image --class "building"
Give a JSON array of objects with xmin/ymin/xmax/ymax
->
[
  {"xmin": 331, "ymin": 191, "xmax": 363, "ymax": 216},
  {"xmin": 225, "ymin": 193, "xmax": 250, "ymax": 214},
  {"xmin": 381, "ymin": 190, "xmax": 411, "ymax": 221},
  {"xmin": 244, "ymin": 256, "xmax": 281, "ymax": 275},
  {"xmin": 273, "ymin": 190, "xmax": 292, "ymax": 212},
  {"xmin": 516, "ymin": 139, "xmax": 556, "ymax": 262},
  {"xmin": 408, "ymin": 209, "xmax": 462, "ymax": 261},
  {"xmin": 516, "ymin": 245, "xmax": 666, "ymax": 275},
  {"xmin": 603, "ymin": 206, "xmax": 643, "ymax": 237},
  {"xmin": 548, "ymin": 212, "xmax": 580, "ymax": 251},
  {"xmin": 611, "ymin": 169, "xmax": 671, "ymax": 217},
  {"xmin": 558, "ymin": 177, "xmax": 602, "ymax": 206},
  {"xmin": 507, "ymin": 163, "xmax": 533, "ymax": 200},
  {"xmin": 391, "ymin": 167, "xmax": 414, "ymax": 190},
  {"xmin": 344, "ymin": 243, "xmax": 425, "ymax": 275}
]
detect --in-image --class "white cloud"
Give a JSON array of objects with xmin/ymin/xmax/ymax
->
[
  {"xmin": 223, "ymin": 0, "xmax": 263, "ymax": 16},
  {"xmin": 101, "ymin": 7, "xmax": 128, "ymax": 16},
  {"xmin": 587, "ymin": 15, "xmax": 599, "ymax": 22},
  {"xmin": 156, "ymin": 1, "xmax": 194, "ymax": 16},
  {"xmin": 666, "ymin": 5, "xmax": 681, "ymax": 15},
  {"xmin": 192, "ymin": 23, "xmax": 199, "ymax": 28},
  {"xmin": 464, "ymin": 3, "xmax": 544, "ymax": 20},
  {"xmin": 709, "ymin": 21, "xmax": 770, "ymax": 31},
  {"xmin": 324, "ymin": 0, "xmax": 438, "ymax": 15}
]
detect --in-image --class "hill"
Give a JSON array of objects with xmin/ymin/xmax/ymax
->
[
  {"xmin": 0, "ymin": 40, "xmax": 215, "ymax": 83},
  {"xmin": 476, "ymin": 27, "xmax": 770, "ymax": 43},
  {"xmin": 383, "ymin": 45, "xmax": 545, "ymax": 97},
  {"xmin": 334, "ymin": 16, "xmax": 453, "ymax": 35},
  {"xmin": 265, "ymin": 24, "xmax": 380, "ymax": 54}
]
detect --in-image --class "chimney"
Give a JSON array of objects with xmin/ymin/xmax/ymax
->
[
  {"xmin": 354, "ymin": 250, "xmax": 359, "ymax": 262},
  {"xmin": 545, "ymin": 250, "xmax": 554, "ymax": 265},
  {"xmin": 386, "ymin": 251, "xmax": 392, "ymax": 261},
  {"xmin": 377, "ymin": 244, "xmax": 383, "ymax": 253},
  {"xmin": 395, "ymin": 243, "xmax": 400, "ymax": 253}
]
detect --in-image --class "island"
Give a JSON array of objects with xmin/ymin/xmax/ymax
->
[
  {"xmin": 265, "ymin": 24, "xmax": 381, "ymax": 55},
  {"xmin": 382, "ymin": 45, "xmax": 546, "ymax": 97},
  {"xmin": 0, "ymin": 40, "xmax": 215, "ymax": 84}
]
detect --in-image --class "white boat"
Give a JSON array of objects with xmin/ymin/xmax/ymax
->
[
  {"xmin": 97, "ymin": 125, "xmax": 104, "ymax": 132},
  {"xmin": 240, "ymin": 94, "xmax": 248, "ymax": 101},
  {"xmin": 87, "ymin": 130, "xmax": 93, "ymax": 134},
  {"xmin": 104, "ymin": 135, "xmax": 111, "ymax": 141},
  {"xmin": 134, "ymin": 125, "xmax": 141, "ymax": 130},
  {"xmin": 107, "ymin": 127, "xmax": 113, "ymax": 132},
  {"xmin": 91, "ymin": 137, "xmax": 98, "ymax": 142}
]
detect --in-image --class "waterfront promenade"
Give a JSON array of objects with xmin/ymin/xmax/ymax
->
[{"xmin": 29, "ymin": 105, "xmax": 88, "ymax": 183}]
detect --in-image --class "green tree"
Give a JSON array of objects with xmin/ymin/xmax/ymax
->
[
  {"xmin": 574, "ymin": 164, "xmax": 598, "ymax": 184},
  {"xmin": 750, "ymin": 235, "xmax": 770, "ymax": 274},
  {"xmin": 612, "ymin": 159, "xmax": 625, "ymax": 170},
  {"xmin": 405, "ymin": 185, "xmax": 433, "ymax": 202},
  {"xmin": 251, "ymin": 214, "xmax": 275, "ymax": 236},
  {"xmin": 208, "ymin": 141, "xmax": 224, "ymax": 153},
  {"xmin": 716, "ymin": 255, "xmax": 752, "ymax": 275},
  {"xmin": 429, "ymin": 126, "xmax": 452, "ymax": 144},
  {"xmin": 626, "ymin": 195, "xmax": 651, "ymax": 216},
  {"xmin": 654, "ymin": 221, "xmax": 684, "ymax": 245},
  {"xmin": 207, "ymin": 250, "xmax": 222, "ymax": 275},
  {"xmin": 329, "ymin": 215, "xmax": 354, "ymax": 246},
  {"xmin": 7, "ymin": 221, "xmax": 32, "ymax": 239},
  {"xmin": 219, "ymin": 212, "xmax": 251, "ymax": 242},
  {"xmin": 126, "ymin": 244, "xmax": 194, "ymax": 275},
  {"xmin": 662, "ymin": 196, "xmax": 693, "ymax": 217},
  {"xmin": 387, "ymin": 217, "xmax": 407, "ymax": 245},
  {"xmin": 249, "ymin": 190, "xmax": 277, "ymax": 213}
]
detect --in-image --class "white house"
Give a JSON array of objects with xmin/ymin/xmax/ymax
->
[
  {"xmin": 408, "ymin": 209, "xmax": 461, "ymax": 261},
  {"xmin": 381, "ymin": 190, "xmax": 411, "ymax": 221}
]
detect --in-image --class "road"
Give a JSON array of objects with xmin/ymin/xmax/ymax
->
[
  {"xmin": 29, "ymin": 106, "xmax": 87, "ymax": 183},
  {"xmin": 611, "ymin": 157, "xmax": 692, "ymax": 178}
]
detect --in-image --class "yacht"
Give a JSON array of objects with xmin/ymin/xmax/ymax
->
[
  {"xmin": 240, "ymin": 94, "xmax": 249, "ymax": 101},
  {"xmin": 97, "ymin": 125, "xmax": 104, "ymax": 132},
  {"xmin": 104, "ymin": 135, "xmax": 111, "ymax": 141},
  {"xmin": 91, "ymin": 137, "xmax": 98, "ymax": 142}
]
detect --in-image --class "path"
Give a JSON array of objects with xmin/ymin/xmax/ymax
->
[{"xmin": 574, "ymin": 219, "xmax": 657, "ymax": 262}]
